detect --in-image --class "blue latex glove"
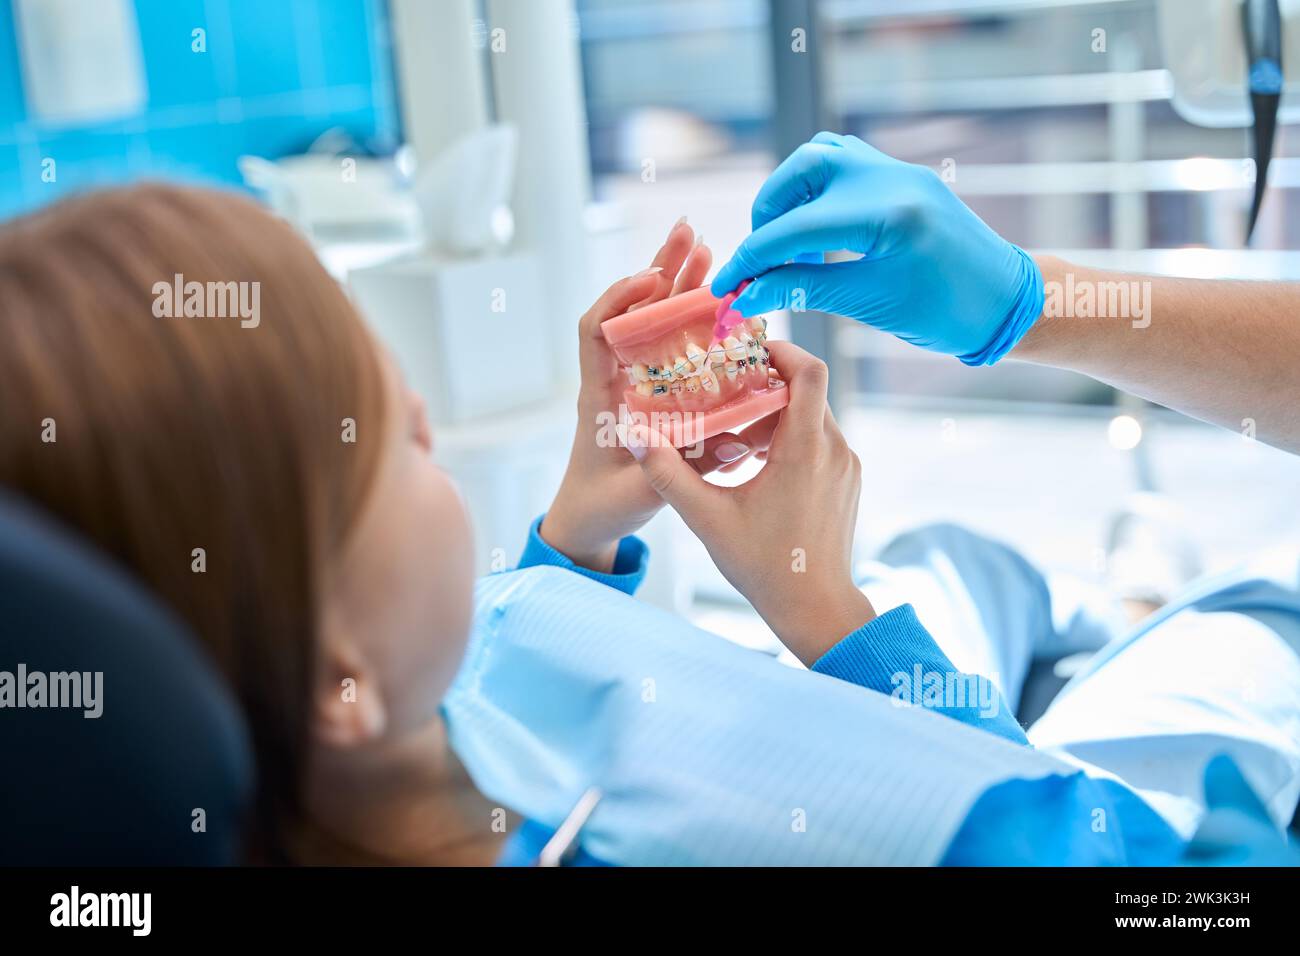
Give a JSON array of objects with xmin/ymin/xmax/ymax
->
[
  {"xmin": 1181, "ymin": 754, "xmax": 1300, "ymax": 866},
  {"xmin": 711, "ymin": 132, "xmax": 1045, "ymax": 366}
]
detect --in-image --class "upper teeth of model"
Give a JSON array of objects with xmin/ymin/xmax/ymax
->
[{"xmin": 628, "ymin": 318, "xmax": 769, "ymax": 396}]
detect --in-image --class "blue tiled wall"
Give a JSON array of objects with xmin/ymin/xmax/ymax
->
[{"xmin": 0, "ymin": 0, "xmax": 400, "ymax": 220}]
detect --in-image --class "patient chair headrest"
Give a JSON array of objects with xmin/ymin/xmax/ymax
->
[{"xmin": 0, "ymin": 490, "xmax": 253, "ymax": 864}]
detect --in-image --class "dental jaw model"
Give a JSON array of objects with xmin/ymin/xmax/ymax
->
[{"xmin": 600, "ymin": 285, "xmax": 789, "ymax": 448}]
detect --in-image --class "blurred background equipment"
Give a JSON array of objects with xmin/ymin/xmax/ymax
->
[
  {"xmin": 0, "ymin": 0, "xmax": 399, "ymax": 219},
  {"xmin": 238, "ymin": 129, "xmax": 419, "ymax": 241},
  {"xmin": 2, "ymin": 0, "xmax": 1300, "ymax": 639},
  {"xmin": 1239, "ymin": 0, "xmax": 1282, "ymax": 241},
  {"xmin": 412, "ymin": 124, "xmax": 517, "ymax": 255},
  {"xmin": 1156, "ymin": 0, "xmax": 1291, "ymax": 241},
  {"xmin": 13, "ymin": 0, "xmax": 146, "ymax": 125}
]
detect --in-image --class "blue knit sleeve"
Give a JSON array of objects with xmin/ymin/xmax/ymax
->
[
  {"xmin": 811, "ymin": 604, "xmax": 1027, "ymax": 745},
  {"xmin": 514, "ymin": 514, "xmax": 649, "ymax": 597}
]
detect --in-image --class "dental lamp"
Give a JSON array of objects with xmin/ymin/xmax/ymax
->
[{"xmin": 1157, "ymin": 0, "xmax": 1296, "ymax": 244}]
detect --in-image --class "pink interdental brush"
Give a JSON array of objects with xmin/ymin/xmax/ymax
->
[{"xmin": 710, "ymin": 278, "xmax": 753, "ymax": 352}]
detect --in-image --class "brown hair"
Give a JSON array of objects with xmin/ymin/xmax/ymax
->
[{"xmin": 0, "ymin": 183, "xmax": 387, "ymax": 861}]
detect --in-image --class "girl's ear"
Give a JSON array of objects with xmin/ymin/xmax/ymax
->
[{"xmin": 312, "ymin": 641, "xmax": 387, "ymax": 749}]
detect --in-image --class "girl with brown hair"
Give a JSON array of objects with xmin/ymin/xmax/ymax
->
[{"xmin": 0, "ymin": 183, "xmax": 874, "ymax": 863}]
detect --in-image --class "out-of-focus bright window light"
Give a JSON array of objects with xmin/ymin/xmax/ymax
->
[
  {"xmin": 1108, "ymin": 414, "xmax": 1143, "ymax": 451},
  {"xmin": 1169, "ymin": 156, "xmax": 1233, "ymax": 192}
]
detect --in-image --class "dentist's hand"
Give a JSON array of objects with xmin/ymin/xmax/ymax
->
[
  {"xmin": 712, "ymin": 132, "xmax": 1044, "ymax": 366},
  {"xmin": 542, "ymin": 220, "xmax": 778, "ymax": 573},
  {"xmin": 627, "ymin": 341, "xmax": 876, "ymax": 665}
]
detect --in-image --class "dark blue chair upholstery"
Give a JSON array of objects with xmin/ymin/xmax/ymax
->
[{"xmin": 0, "ymin": 491, "xmax": 252, "ymax": 864}]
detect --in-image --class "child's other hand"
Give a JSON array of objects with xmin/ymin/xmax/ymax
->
[{"xmin": 541, "ymin": 219, "xmax": 777, "ymax": 572}]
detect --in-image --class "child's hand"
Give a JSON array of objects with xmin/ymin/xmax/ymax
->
[
  {"xmin": 624, "ymin": 341, "xmax": 875, "ymax": 664},
  {"xmin": 541, "ymin": 220, "xmax": 778, "ymax": 572}
]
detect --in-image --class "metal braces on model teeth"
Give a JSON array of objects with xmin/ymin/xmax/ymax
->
[{"xmin": 625, "ymin": 317, "xmax": 769, "ymax": 396}]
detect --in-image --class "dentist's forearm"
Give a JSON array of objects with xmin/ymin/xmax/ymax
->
[{"xmin": 1012, "ymin": 256, "xmax": 1300, "ymax": 453}]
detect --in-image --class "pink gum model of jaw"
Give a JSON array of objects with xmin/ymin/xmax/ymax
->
[{"xmin": 600, "ymin": 285, "xmax": 790, "ymax": 448}]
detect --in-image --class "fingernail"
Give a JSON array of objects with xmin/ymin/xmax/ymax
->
[
  {"xmin": 634, "ymin": 266, "xmax": 664, "ymax": 278},
  {"xmin": 714, "ymin": 441, "xmax": 749, "ymax": 463},
  {"xmin": 694, "ymin": 233, "xmax": 705, "ymax": 248},
  {"xmin": 674, "ymin": 215, "xmax": 688, "ymax": 227},
  {"xmin": 621, "ymin": 423, "xmax": 649, "ymax": 461}
]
